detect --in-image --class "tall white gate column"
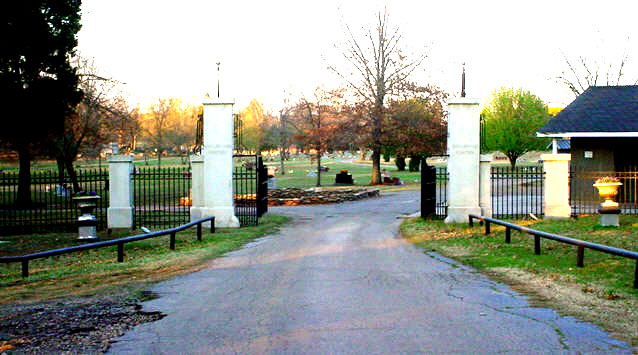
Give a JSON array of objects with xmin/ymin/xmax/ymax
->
[
  {"xmin": 199, "ymin": 97, "xmax": 240, "ymax": 228},
  {"xmin": 541, "ymin": 153, "xmax": 571, "ymax": 219},
  {"xmin": 107, "ymin": 155, "xmax": 134, "ymax": 229},
  {"xmin": 444, "ymin": 98, "xmax": 482, "ymax": 223}
]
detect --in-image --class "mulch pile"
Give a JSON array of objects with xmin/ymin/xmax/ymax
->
[{"xmin": 268, "ymin": 187, "xmax": 380, "ymax": 206}]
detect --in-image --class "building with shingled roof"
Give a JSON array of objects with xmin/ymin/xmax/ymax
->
[{"xmin": 537, "ymin": 85, "xmax": 638, "ymax": 172}]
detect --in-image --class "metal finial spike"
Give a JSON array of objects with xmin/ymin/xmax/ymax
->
[
  {"xmin": 216, "ymin": 62, "xmax": 221, "ymax": 98},
  {"xmin": 461, "ymin": 63, "xmax": 466, "ymax": 98}
]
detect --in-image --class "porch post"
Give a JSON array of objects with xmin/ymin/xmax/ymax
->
[
  {"xmin": 107, "ymin": 155, "xmax": 134, "ymax": 229},
  {"xmin": 199, "ymin": 97, "xmax": 240, "ymax": 228},
  {"xmin": 541, "ymin": 153, "xmax": 571, "ymax": 219}
]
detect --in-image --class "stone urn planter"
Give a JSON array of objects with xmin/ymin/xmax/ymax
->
[{"xmin": 593, "ymin": 177, "xmax": 622, "ymax": 208}]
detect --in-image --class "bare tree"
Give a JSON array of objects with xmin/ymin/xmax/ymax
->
[
  {"xmin": 145, "ymin": 98, "xmax": 178, "ymax": 168},
  {"xmin": 330, "ymin": 9, "xmax": 426, "ymax": 184},
  {"xmin": 53, "ymin": 56, "xmax": 131, "ymax": 192},
  {"xmin": 557, "ymin": 49, "xmax": 638, "ymax": 96}
]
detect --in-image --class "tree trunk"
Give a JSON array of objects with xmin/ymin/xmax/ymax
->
[
  {"xmin": 370, "ymin": 148, "xmax": 382, "ymax": 185},
  {"xmin": 359, "ymin": 147, "xmax": 367, "ymax": 161},
  {"xmin": 316, "ymin": 152, "xmax": 321, "ymax": 187},
  {"xmin": 279, "ymin": 147, "xmax": 285, "ymax": 175},
  {"xmin": 409, "ymin": 154, "xmax": 421, "ymax": 172},
  {"xmin": 56, "ymin": 156, "xmax": 66, "ymax": 186},
  {"xmin": 395, "ymin": 155, "xmax": 406, "ymax": 171},
  {"xmin": 158, "ymin": 150, "xmax": 161, "ymax": 168},
  {"xmin": 16, "ymin": 146, "xmax": 32, "ymax": 207},
  {"xmin": 507, "ymin": 153, "xmax": 519, "ymax": 168},
  {"xmin": 65, "ymin": 158, "xmax": 80, "ymax": 193}
]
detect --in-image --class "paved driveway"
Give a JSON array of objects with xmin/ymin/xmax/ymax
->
[{"xmin": 109, "ymin": 191, "xmax": 633, "ymax": 354}]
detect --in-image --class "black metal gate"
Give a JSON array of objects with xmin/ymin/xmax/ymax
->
[
  {"xmin": 233, "ymin": 155, "xmax": 268, "ymax": 226},
  {"xmin": 420, "ymin": 159, "xmax": 448, "ymax": 219},
  {"xmin": 132, "ymin": 167, "xmax": 191, "ymax": 230}
]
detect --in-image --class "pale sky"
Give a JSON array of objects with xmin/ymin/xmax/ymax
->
[{"xmin": 78, "ymin": 0, "xmax": 638, "ymax": 111}]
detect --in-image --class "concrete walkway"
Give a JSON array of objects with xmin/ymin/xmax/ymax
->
[{"xmin": 109, "ymin": 191, "xmax": 633, "ymax": 354}]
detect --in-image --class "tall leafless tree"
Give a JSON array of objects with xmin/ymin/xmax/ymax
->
[
  {"xmin": 557, "ymin": 49, "xmax": 638, "ymax": 96},
  {"xmin": 330, "ymin": 9, "xmax": 426, "ymax": 184}
]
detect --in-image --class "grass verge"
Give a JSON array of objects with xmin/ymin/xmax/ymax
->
[
  {"xmin": 400, "ymin": 215, "xmax": 638, "ymax": 346},
  {"xmin": 0, "ymin": 215, "xmax": 289, "ymax": 305}
]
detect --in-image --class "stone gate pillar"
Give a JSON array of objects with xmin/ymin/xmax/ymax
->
[
  {"xmin": 199, "ymin": 97, "xmax": 240, "ymax": 228},
  {"xmin": 541, "ymin": 153, "xmax": 571, "ymax": 219},
  {"xmin": 189, "ymin": 155, "xmax": 204, "ymax": 221},
  {"xmin": 107, "ymin": 155, "xmax": 134, "ymax": 229},
  {"xmin": 444, "ymin": 98, "xmax": 482, "ymax": 223}
]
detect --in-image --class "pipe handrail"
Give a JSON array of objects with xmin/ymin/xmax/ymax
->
[
  {"xmin": 468, "ymin": 214, "xmax": 638, "ymax": 289},
  {"xmin": 0, "ymin": 216, "xmax": 215, "ymax": 277}
]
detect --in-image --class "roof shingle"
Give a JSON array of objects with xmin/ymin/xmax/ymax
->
[{"xmin": 538, "ymin": 86, "xmax": 638, "ymax": 134}]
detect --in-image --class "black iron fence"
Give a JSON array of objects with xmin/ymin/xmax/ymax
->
[
  {"xmin": 133, "ymin": 167, "xmax": 191, "ymax": 230},
  {"xmin": 570, "ymin": 169, "xmax": 638, "ymax": 216},
  {"xmin": 0, "ymin": 169, "xmax": 108, "ymax": 235},
  {"xmin": 491, "ymin": 166, "xmax": 544, "ymax": 219}
]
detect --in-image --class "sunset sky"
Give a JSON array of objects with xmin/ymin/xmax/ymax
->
[{"xmin": 77, "ymin": 0, "xmax": 638, "ymax": 111}]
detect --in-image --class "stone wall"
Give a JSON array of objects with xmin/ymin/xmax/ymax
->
[{"xmin": 268, "ymin": 188, "xmax": 380, "ymax": 206}]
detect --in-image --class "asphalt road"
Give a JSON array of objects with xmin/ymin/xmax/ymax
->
[{"xmin": 109, "ymin": 191, "xmax": 633, "ymax": 354}]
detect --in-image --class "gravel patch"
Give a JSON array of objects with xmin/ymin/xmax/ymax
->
[{"xmin": 0, "ymin": 291, "xmax": 163, "ymax": 354}]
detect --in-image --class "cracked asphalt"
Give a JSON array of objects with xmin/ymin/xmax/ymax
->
[{"xmin": 109, "ymin": 191, "xmax": 633, "ymax": 354}]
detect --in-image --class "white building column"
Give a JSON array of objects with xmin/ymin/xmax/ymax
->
[
  {"xmin": 107, "ymin": 155, "xmax": 133, "ymax": 229},
  {"xmin": 199, "ymin": 97, "xmax": 240, "ymax": 228},
  {"xmin": 541, "ymin": 153, "xmax": 571, "ymax": 219},
  {"xmin": 445, "ymin": 98, "xmax": 482, "ymax": 223},
  {"xmin": 479, "ymin": 154, "xmax": 493, "ymax": 218},
  {"xmin": 190, "ymin": 155, "xmax": 204, "ymax": 221}
]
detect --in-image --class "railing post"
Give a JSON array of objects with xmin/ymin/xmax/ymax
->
[
  {"xmin": 21, "ymin": 260, "xmax": 28, "ymax": 278},
  {"xmin": 117, "ymin": 243, "xmax": 124, "ymax": 262},
  {"xmin": 634, "ymin": 261, "xmax": 637, "ymax": 289},
  {"xmin": 577, "ymin": 246, "xmax": 584, "ymax": 267},
  {"xmin": 534, "ymin": 235, "xmax": 541, "ymax": 255},
  {"xmin": 170, "ymin": 232, "xmax": 176, "ymax": 250},
  {"xmin": 469, "ymin": 215, "xmax": 474, "ymax": 227},
  {"xmin": 505, "ymin": 227, "xmax": 511, "ymax": 244},
  {"xmin": 197, "ymin": 223, "xmax": 202, "ymax": 241},
  {"xmin": 210, "ymin": 217, "xmax": 215, "ymax": 233},
  {"xmin": 485, "ymin": 220, "xmax": 490, "ymax": 235}
]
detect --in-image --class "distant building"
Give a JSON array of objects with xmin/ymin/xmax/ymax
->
[{"xmin": 537, "ymin": 85, "xmax": 638, "ymax": 172}]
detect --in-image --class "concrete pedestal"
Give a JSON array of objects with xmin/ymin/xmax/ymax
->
[{"xmin": 599, "ymin": 208, "xmax": 620, "ymax": 227}]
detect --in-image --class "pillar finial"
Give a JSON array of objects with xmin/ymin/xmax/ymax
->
[
  {"xmin": 461, "ymin": 63, "xmax": 466, "ymax": 98},
  {"xmin": 216, "ymin": 61, "xmax": 221, "ymax": 98}
]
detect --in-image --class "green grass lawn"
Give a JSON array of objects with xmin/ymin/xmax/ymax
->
[
  {"xmin": 0, "ymin": 215, "xmax": 289, "ymax": 304},
  {"xmin": 401, "ymin": 215, "xmax": 638, "ymax": 345}
]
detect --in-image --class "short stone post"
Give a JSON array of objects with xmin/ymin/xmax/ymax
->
[
  {"xmin": 479, "ymin": 154, "xmax": 493, "ymax": 217},
  {"xmin": 445, "ymin": 98, "xmax": 482, "ymax": 223},
  {"xmin": 190, "ymin": 155, "xmax": 204, "ymax": 221},
  {"xmin": 541, "ymin": 153, "xmax": 571, "ymax": 218},
  {"xmin": 200, "ymin": 97, "xmax": 240, "ymax": 228},
  {"xmin": 107, "ymin": 155, "xmax": 134, "ymax": 229}
]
